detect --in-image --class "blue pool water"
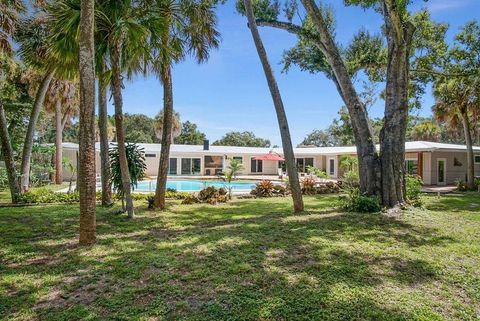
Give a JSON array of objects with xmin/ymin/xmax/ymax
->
[{"xmin": 135, "ymin": 179, "xmax": 258, "ymax": 192}]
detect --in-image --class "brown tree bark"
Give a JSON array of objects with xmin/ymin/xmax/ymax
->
[
  {"xmin": 379, "ymin": 0, "xmax": 415, "ymax": 207},
  {"xmin": 54, "ymin": 100, "xmax": 63, "ymax": 184},
  {"xmin": 20, "ymin": 69, "xmax": 54, "ymax": 192},
  {"xmin": 244, "ymin": 0, "xmax": 304, "ymax": 213},
  {"xmin": 460, "ymin": 110, "xmax": 475, "ymax": 190},
  {"xmin": 110, "ymin": 43, "xmax": 135, "ymax": 218},
  {"xmin": 0, "ymin": 102, "xmax": 21, "ymax": 203},
  {"xmin": 78, "ymin": 0, "xmax": 97, "ymax": 245},
  {"xmin": 98, "ymin": 60, "xmax": 113, "ymax": 206},
  {"xmin": 153, "ymin": 65, "xmax": 173, "ymax": 210},
  {"xmin": 300, "ymin": 0, "xmax": 381, "ymax": 197}
]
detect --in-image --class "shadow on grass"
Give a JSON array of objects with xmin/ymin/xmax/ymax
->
[{"xmin": 0, "ymin": 196, "xmax": 460, "ymax": 320}]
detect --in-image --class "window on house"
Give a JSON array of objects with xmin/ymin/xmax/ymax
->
[
  {"xmin": 475, "ymin": 155, "xmax": 480, "ymax": 164},
  {"xmin": 405, "ymin": 159, "xmax": 418, "ymax": 175},
  {"xmin": 145, "ymin": 154, "xmax": 156, "ymax": 158},
  {"xmin": 232, "ymin": 156, "xmax": 243, "ymax": 164},
  {"xmin": 168, "ymin": 158, "xmax": 177, "ymax": 175},
  {"xmin": 295, "ymin": 158, "xmax": 314, "ymax": 172},
  {"xmin": 251, "ymin": 158, "xmax": 263, "ymax": 173}
]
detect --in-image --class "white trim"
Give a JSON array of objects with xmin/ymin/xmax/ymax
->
[
  {"xmin": 326, "ymin": 156, "xmax": 337, "ymax": 178},
  {"xmin": 437, "ymin": 158, "xmax": 447, "ymax": 185}
]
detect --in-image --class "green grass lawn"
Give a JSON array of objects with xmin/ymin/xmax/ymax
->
[{"xmin": 1, "ymin": 193, "xmax": 479, "ymax": 320}]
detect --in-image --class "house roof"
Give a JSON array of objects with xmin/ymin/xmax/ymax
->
[{"xmin": 61, "ymin": 141, "xmax": 480, "ymax": 155}]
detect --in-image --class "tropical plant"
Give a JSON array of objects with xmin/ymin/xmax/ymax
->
[
  {"xmin": 154, "ymin": 109, "xmax": 181, "ymax": 142},
  {"xmin": 221, "ymin": 158, "xmax": 244, "ymax": 199},
  {"xmin": 44, "ymin": 78, "xmax": 79, "ymax": 184},
  {"xmin": 109, "ymin": 143, "xmax": 147, "ymax": 212},
  {"xmin": 432, "ymin": 22, "xmax": 480, "ymax": 190},
  {"xmin": 240, "ymin": 0, "xmax": 304, "ymax": 212},
  {"xmin": 150, "ymin": 0, "xmax": 220, "ymax": 210},
  {"xmin": 341, "ymin": 188, "xmax": 381, "ymax": 213},
  {"xmin": 306, "ymin": 165, "xmax": 328, "ymax": 178}
]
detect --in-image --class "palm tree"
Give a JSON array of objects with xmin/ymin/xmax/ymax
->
[
  {"xmin": 154, "ymin": 109, "xmax": 181, "ymax": 142},
  {"xmin": 0, "ymin": 0, "xmax": 25, "ymax": 203},
  {"xmin": 44, "ymin": 78, "xmax": 79, "ymax": 184},
  {"xmin": 149, "ymin": 0, "xmax": 220, "ymax": 210},
  {"xmin": 96, "ymin": 0, "xmax": 150, "ymax": 218},
  {"xmin": 78, "ymin": 0, "xmax": 97, "ymax": 245},
  {"xmin": 242, "ymin": 0, "xmax": 304, "ymax": 212},
  {"xmin": 411, "ymin": 121, "xmax": 441, "ymax": 142},
  {"xmin": 15, "ymin": 17, "xmax": 56, "ymax": 192},
  {"xmin": 433, "ymin": 78, "xmax": 479, "ymax": 190}
]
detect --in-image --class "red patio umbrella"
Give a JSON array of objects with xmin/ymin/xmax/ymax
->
[{"xmin": 253, "ymin": 152, "xmax": 284, "ymax": 161}]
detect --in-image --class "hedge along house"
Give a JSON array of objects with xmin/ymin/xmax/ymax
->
[{"xmin": 61, "ymin": 140, "xmax": 480, "ymax": 185}]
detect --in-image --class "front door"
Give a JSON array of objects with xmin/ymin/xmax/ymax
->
[{"xmin": 437, "ymin": 159, "xmax": 446, "ymax": 185}]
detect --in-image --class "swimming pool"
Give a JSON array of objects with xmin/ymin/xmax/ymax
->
[{"xmin": 134, "ymin": 179, "xmax": 258, "ymax": 192}]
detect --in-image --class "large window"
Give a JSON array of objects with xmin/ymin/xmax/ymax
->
[
  {"xmin": 405, "ymin": 159, "xmax": 418, "ymax": 175},
  {"xmin": 168, "ymin": 158, "xmax": 177, "ymax": 175},
  {"xmin": 296, "ymin": 158, "xmax": 314, "ymax": 172},
  {"xmin": 181, "ymin": 158, "xmax": 201, "ymax": 175},
  {"xmin": 251, "ymin": 158, "xmax": 263, "ymax": 173}
]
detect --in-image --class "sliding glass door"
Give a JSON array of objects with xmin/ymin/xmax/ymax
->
[{"xmin": 181, "ymin": 158, "xmax": 201, "ymax": 175}]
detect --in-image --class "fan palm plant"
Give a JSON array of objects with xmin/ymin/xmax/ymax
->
[
  {"xmin": 95, "ymin": 0, "xmax": 151, "ymax": 217},
  {"xmin": 433, "ymin": 77, "xmax": 479, "ymax": 190},
  {"xmin": 44, "ymin": 78, "xmax": 79, "ymax": 184},
  {"xmin": 154, "ymin": 109, "xmax": 181, "ymax": 142},
  {"xmin": 147, "ymin": 0, "xmax": 220, "ymax": 210}
]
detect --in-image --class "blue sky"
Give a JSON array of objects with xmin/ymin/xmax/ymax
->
[{"xmin": 113, "ymin": 0, "xmax": 480, "ymax": 146}]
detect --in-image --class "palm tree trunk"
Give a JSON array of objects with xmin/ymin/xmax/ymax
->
[
  {"xmin": 244, "ymin": 0, "xmax": 304, "ymax": 213},
  {"xmin": 153, "ymin": 65, "xmax": 173, "ymax": 210},
  {"xmin": 0, "ymin": 102, "xmax": 21, "ymax": 203},
  {"xmin": 20, "ymin": 69, "xmax": 55, "ymax": 192},
  {"xmin": 78, "ymin": 0, "xmax": 97, "ymax": 245},
  {"xmin": 460, "ymin": 110, "xmax": 475, "ymax": 190},
  {"xmin": 98, "ymin": 60, "xmax": 113, "ymax": 206},
  {"xmin": 300, "ymin": 0, "xmax": 381, "ymax": 198},
  {"xmin": 110, "ymin": 43, "xmax": 135, "ymax": 218},
  {"xmin": 54, "ymin": 100, "xmax": 63, "ymax": 184}
]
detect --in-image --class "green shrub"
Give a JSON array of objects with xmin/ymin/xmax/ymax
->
[
  {"xmin": 341, "ymin": 170, "xmax": 360, "ymax": 190},
  {"xmin": 306, "ymin": 166, "xmax": 328, "ymax": 178},
  {"xmin": 341, "ymin": 188, "xmax": 381, "ymax": 213},
  {"xmin": 406, "ymin": 174, "xmax": 423, "ymax": 206},
  {"xmin": 0, "ymin": 168, "xmax": 9, "ymax": 191},
  {"xmin": 454, "ymin": 178, "xmax": 467, "ymax": 191},
  {"xmin": 18, "ymin": 188, "xmax": 81, "ymax": 204}
]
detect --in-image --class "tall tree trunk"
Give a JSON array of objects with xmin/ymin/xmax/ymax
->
[
  {"xmin": 78, "ymin": 0, "xmax": 97, "ymax": 245},
  {"xmin": 0, "ymin": 102, "xmax": 21, "ymax": 203},
  {"xmin": 98, "ymin": 60, "xmax": 113, "ymax": 206},
  {"xmin": 460, "ymin": 110, "xmax": 475, "ymax": 190},
  {"xmin": 20, "ymin": 70, "xmax": 54, "ymax": 192},
  {"xmin": 300, "ymin": 0, "xmax": 380, "ymax": 197},
  {"xmin": 54, "ymin": 100, "xmax": 63, "ymax": 184},
  {"xmin": 379, "ymin": 0, "xmax": 415, "ymax": 207},
  {"xmin": 244, "ymin": 0, "xmax": 304, "ymax": 212},
  {"xmin": 153, "ymin": 65, "xmax": 173, "ymax": 210},
  {"xmin": 110, "ymin": 43, "xmax": 135, "ymax": 218}
]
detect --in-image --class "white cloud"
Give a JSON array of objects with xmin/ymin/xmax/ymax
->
[{"xmin": 424, "ymin": 0, "xmax": 471, "ymax": 12}]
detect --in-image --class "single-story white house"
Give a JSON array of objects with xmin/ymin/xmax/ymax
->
[{"xmin": 61, "ymin": 140, "xmax": 480, "ymax": 185}]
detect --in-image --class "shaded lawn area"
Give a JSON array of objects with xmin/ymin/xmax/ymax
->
[{"xmin": 0, "ymin": 194, "xmax": 479, "ymax": 320}]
